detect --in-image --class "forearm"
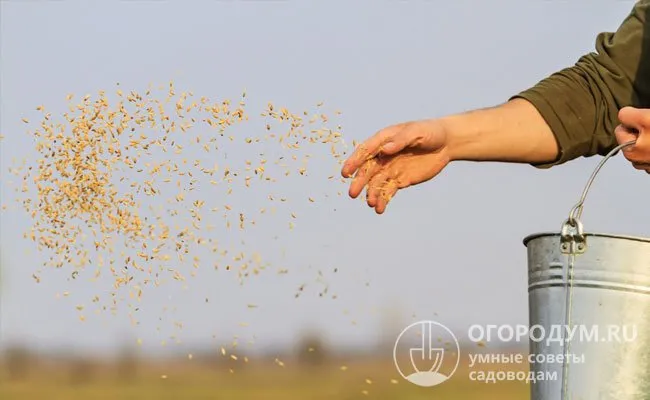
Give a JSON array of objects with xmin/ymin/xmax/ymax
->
[{"xmin": 442, "ymin": 98, "xmax": 559, "ymax": 164}]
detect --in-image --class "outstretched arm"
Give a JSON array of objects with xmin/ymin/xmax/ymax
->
[{"xmin": 342, "ymin": 1, "xmax": 650, "ymax": 213}]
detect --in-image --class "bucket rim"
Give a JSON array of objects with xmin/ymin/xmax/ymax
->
[{"xmin": 523, "ymin": 232, "xmax": 650, "ymax": 246}]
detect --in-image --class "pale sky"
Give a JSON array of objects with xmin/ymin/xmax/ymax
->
[{"xmin": 1, "ymin": 0, "xmax": 649, "ymax": 357}]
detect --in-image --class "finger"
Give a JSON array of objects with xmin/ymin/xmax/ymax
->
[
  {"xmin": 617, "ymin": 107, "xmax": 646, "ymax": 162},
  {"xmin": 615, "ymin": 123, "xmax": 650, "ymax": 168},
  {"xmin": 377, "ymin": 131, "xmax": 411, "ymax": 156},
  {"xmin": 366, "ymin": 171, "xmax": 389, "ymax": 208},
  {"xmin": 631, "ymin": 161, "xmax": 650, "ymax": 170},
  {"xmin": 615, "ymin": 124, "xmax": 641, "ymax": 163},
  {"xmin": 341, "ymin": 137, "xmax": 386, "ymax": 178},
  {"xmin": 348, "ymin": 158, "xmax": 380, "ymax": 199},
  {"xmin": 618, "ymin": 106, "xmax": 650, "ymax": 129},
  {"xmin": 375, "ymin": 179, "xmax": 399, "ymax": 214},
  {"xmin": 615, "ymin": 124, "xmax": 639, "ymax": 146},
  {"xmin": 341, "ymin": 125, "xmax": 402, "ymax": 178}
]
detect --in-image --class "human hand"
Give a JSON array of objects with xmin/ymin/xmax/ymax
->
[
  {"xmin": 340, "ymin": 119, "xmax": 451, "ymax": 214},
  {"xmin": 615, "ymin": 107, "xmax": 650, "ymax": 173}
]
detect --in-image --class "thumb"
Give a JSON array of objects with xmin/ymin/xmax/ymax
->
[
  {"xmin": 376, "ymin": 122, "xmax": 415, "ymax": 156},
  {"xmin": 379, "ymin": 139, "xmax": 406, "ymax": 156}
]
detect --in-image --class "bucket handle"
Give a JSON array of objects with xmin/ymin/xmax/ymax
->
[
  {"xmin": 556, "ymin": 139, "xmax": 637, "ymax": 400},
  {"xmin": 559, "ymin": 139, "xmax": 638, "ymax": 254}
]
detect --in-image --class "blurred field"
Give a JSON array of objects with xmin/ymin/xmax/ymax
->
[{"xmin": 0, "ymin": 347, "xmax": 529, "ymax": 400}]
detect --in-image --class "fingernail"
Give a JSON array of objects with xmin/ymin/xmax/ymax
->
[{"xmin": 381, "ymin": 142, "xmax": 397, "ymax": 153}]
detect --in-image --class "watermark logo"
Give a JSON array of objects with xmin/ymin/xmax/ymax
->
[
  {"xmin": 393, "ymin": 320, "xmax": 460, "ymax": 387},
  {"xmin": 468, "ymin": 324, "xmax": 638, "ymax": 346}
]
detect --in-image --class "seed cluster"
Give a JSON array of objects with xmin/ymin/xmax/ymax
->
[
  {"xmin": 9, "ymin": 82, "xmax": 353, "ymax": 311},
  {"xmin": 3, "ymin": 83, "xmax": 412, "ymax": 393}
]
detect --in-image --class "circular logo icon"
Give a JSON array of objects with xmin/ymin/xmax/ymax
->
[{"xmin": 393, "ymin": 320, "xmax": 460, "ymax": 387}]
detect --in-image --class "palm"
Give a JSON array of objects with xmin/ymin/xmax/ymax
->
[
  {"xmin": 356, "ymin": 147, "xmax": 450, "ymax": 214},
  {"xmin": 382, "ymin": 148, "xmax": 449, "ymax": 188}
]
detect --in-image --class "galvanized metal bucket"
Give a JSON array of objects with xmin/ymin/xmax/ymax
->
[{"xmin": 523, "ymin": 140, "xmax": 650, "ymax": 400}]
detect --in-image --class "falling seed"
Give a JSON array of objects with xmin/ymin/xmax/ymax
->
[{"xmin": 8, "ymin": 83, "xmax": 353, "ymax": 372}]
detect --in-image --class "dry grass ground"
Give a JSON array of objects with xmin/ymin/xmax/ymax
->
[{"xmin": 0, "ymin": 354, "xmax": 529, "ymax": 400}]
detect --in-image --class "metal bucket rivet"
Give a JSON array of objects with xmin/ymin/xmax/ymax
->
[{"xmin": 523, "ymin": 139, "xmax": 650, "ymax": 400}]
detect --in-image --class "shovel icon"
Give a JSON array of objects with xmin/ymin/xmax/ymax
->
[{"xmin": 409, "ymin": 321, "xmax": 445, "ymax": 374}]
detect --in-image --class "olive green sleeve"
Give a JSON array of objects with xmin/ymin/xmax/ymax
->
[{"xmin": 511, "ymin": 0, "xmax": 650, "ymax": 168}]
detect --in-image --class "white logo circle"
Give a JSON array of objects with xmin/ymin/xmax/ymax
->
[{"xmin": 393, "ymin": 320, "xmax": 460, "ymax": 387}]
